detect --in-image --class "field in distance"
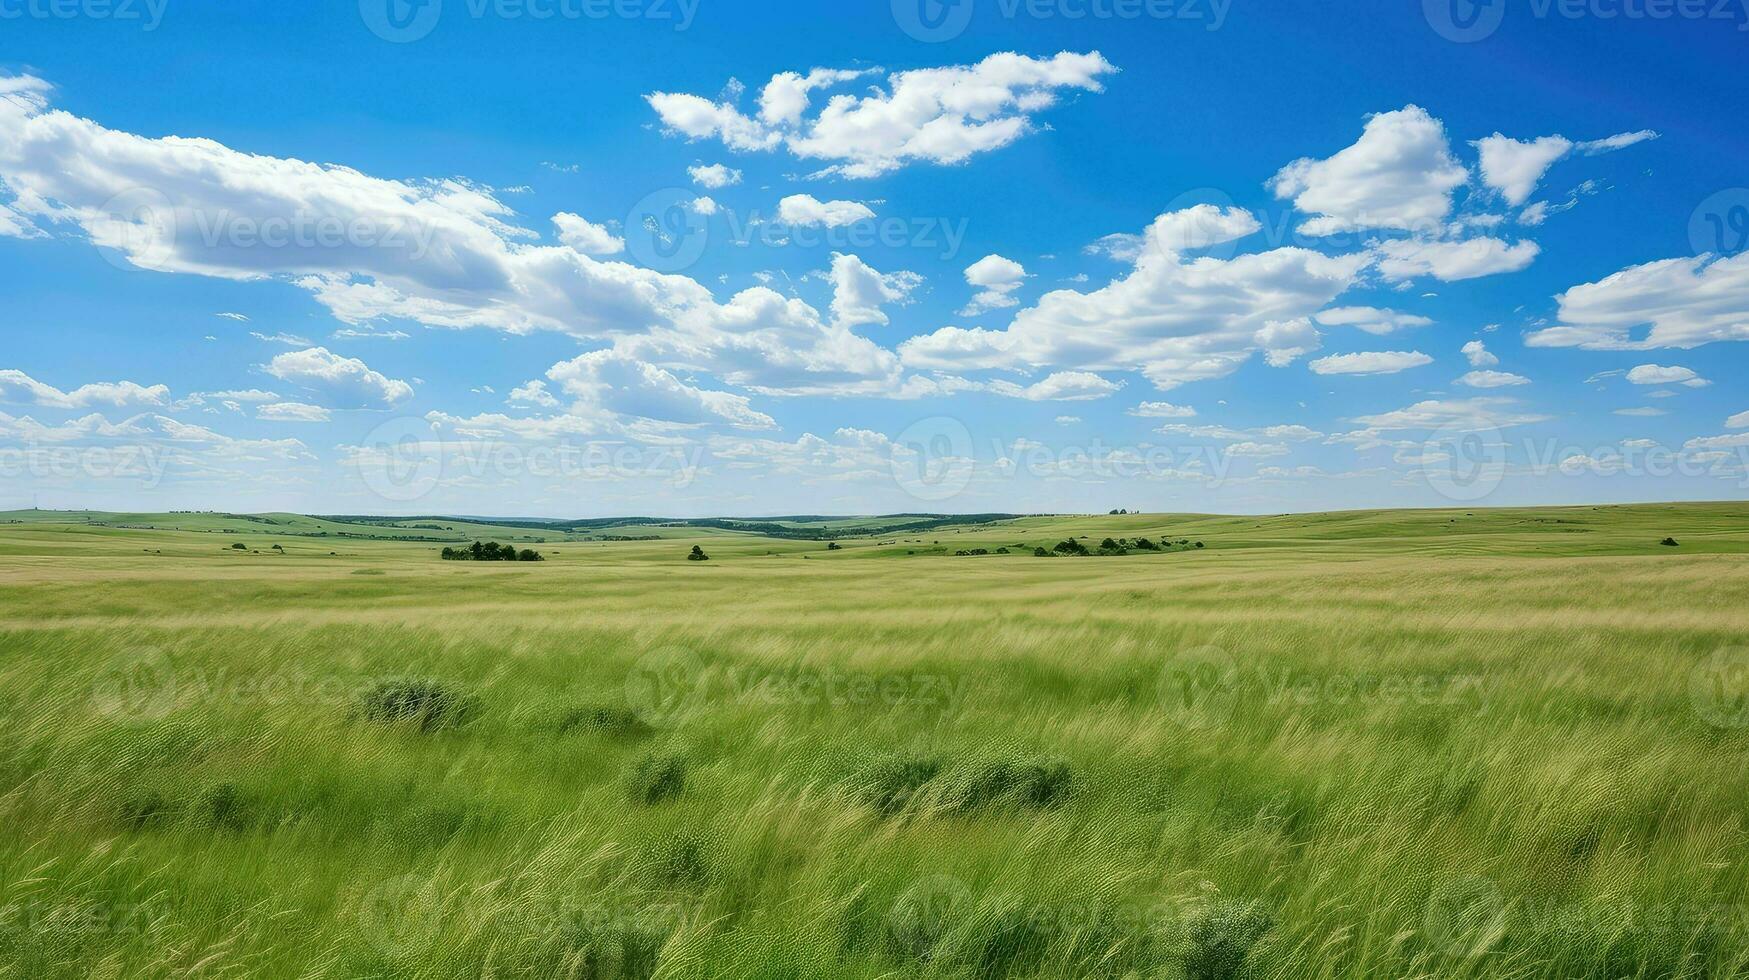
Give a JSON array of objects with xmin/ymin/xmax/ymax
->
[{"xmin": 1, "ymin": 502, "xmax": 1746, "ymax": 978}]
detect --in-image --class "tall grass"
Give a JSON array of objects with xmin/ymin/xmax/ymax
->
[{"xmin": 0, "ymin": 506, "xmax": 1746, "ymax": 977}]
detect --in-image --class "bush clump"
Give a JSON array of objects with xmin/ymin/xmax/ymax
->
[
  {"xmin": 1183, "ymin": 900, "xmax": 1274, "ymax": 980},
  {"xmin": 359, "ymin": 679, "xmax": 478, "ymax": 732},
  {"xmin": 942, "ymin": 756, "xmax": 1074, "ymax": 814},
  {"xmin": 557, "ymin": 704, "xmax": 652, "ymax": 740},
  {"xmin": 1053, "ymin": 539, "xmax": 1089, "ymax": 556},
  {"xmin": 687, "ymin": 545, "xmax": 710, "ymax": 562},
  {"xmin": 441, "ymin": 541, "xmax": 543, "ymax": 561},
  {"xmin": 1660, "ymin": 537, "xmax": 1679, "ymax": 547},
  {"xmin": 854, "ymin": 753, "xmax": 943, "ymax": 817},
  {"xmin": 627, "ymin": 752, "xmax": 689, "ymax": 804}
]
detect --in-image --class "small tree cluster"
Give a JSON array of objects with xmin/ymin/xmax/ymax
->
[
  {"xmin": 687, "ymin": 545, "xmax": 710, "ymax": 561},
  {"xmin": 441, "ymin": 541, "xmax": 544, "ymax": 562}
]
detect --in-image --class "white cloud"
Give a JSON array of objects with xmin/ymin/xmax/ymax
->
[
  {"xmin": 1374, "ymin": 237, "xmax": 1540, "ymax": 282},
  {"xmin": 545, "ymin": 349, "xmax": 774, "ymax": 428},
  {"xmin": 687, "ymin": 163, "xmax": 742, "ymax": 188},
  {"xmin": 1348, "ymin": 397, "xmax": 1551, "ymax": 431},
  {"xmin": 264, "ymin": 347, "xmax": 413, "ymax": 409},
  {"xmin": 256, "ymin": 401, "xmax": 331, "ymax": 422},
  {"xmin": 1225, "ymin": 441, "xmax": 1290, "ymax": 458},
  {"xmin": 689, "ymin": 195, "xmax": 719, "ymax": 216},
  {"xmin": 1527, "ymin": 253, "xmax": 1749, "ymax": 350},
  {"xmin": 1128, "ymin": 401, "xmax": 1196, "ymax": 418},
  {"xmin": 1455, "ymin": 369, "xmax": 1530, "ymax": 388},
  {"xmin": 777, "ymin": 194, "xmax": 873, "ymax": 228},
  {"xmin": 1473, "ymin": 134, "xmax": 1573, "ymax": 206},
  {"xmin": 1308, "ymin": 350, "xmax": 1433, "ymax": 376},
  {"xmin": 508, "ymin": 379, "xmax": 561, "ymax": 408},
  {"xmin": 552, "ymin": 212, "xmax": 624, "ymax": 255},
  {"xmin": 828, "ymin": 253, "xmax": 919, "ymax": 329},
  {"xmin": 0, "ymin": 76, "xmax": 909, "ymax": 399},
  {"xmin": 1626, "ymin": 364, "xmax": 1709, "ymax": 387},
  {"xmin": 1576, "ymin": 130, "xmax": 1658, "ymax": 154},
  {"xmin": 899, "ymin": 205, "xmax": 1363, "ymax": 389},
  {"xmin": 1268, "ymin": 105, "xmax": 1468, "ymax": 236},
  {"xmin": 958, "ymin": 253, "xmax": 1027, "ymax": 316},
  {"xmin": 199, "ymin": 389, "xmax": 278, "ymax": 402},
  {"xmin": 1614, "ymin": 407, "xmax": 1667, "ymax": 417},
  {"xmin": 977, "ymin": 370, "xmax": 1124, "ymax": 401},
  {"xmin": 1727, "ymin": 410, "xmax": 1749, "ymax": 429},
  {"xmin": 0, "ymin": 369, "xmax": 168, "ymax": 409},
  {"xmin": 1054, "ymin": 415, "xmax": 1079, "ymax": 424},
  {"xmin": 1461, "ymin": 340, "xmax": 1498, "ymax": 367},
  {"xmin": 1313, "ymin": 306, "xmax": 1434, "ymax": 335},
  {"xmin": 647, "ymin": 52, "xmax": 1117, "ymax": 178}
]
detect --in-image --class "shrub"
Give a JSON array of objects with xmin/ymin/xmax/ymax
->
[
  {"xmin": 359, "ymin": 679, "xmax": 477, "ymax": 732},
  {"xmin": 827, "ymin": 542, "xmax": 842, "ymax": 550},
  {"xmin": 1053, "ymin": 539, "xmax": 1089, "ymax": 556},
  {"xmin": 119, "ymin": 789, "xmax": 169, "ymax": 830},
  {"xmin": 854, "ymin": 753, "xmax": 943, "ymax": 817},
  {"xmin": 941, "ymin": 756, "xmax": 1073, "ymax": 814},
  {"xmin": 558, "ymin": 704, "xmax": 652, "ymax": 740},
  {"xmin": 230, "ymin": 543, "xmax": 246, "ymax": 550},
  {"xmin": 1660, "ymin": 537, "xmax": 1679, "ymax": 547},
  {"xmin": 1195, "ymin": 541, "xmax": 1205, "ymax": 549},
  {"xmin": 627, "ymin": 752, "xmax": 688, "ymax": 804},
  {"xmin": 643, "ymin": 831, "xmax": 711, "ymax": 889},
  {"xmin": 996, "ymin": 547, "xmax": 1010, "ymax": 554},
  {"xmin": 193, "ymin": 781, "xmax": 249, "ymax": 832},
  {"xmin": 1033, "ymin": 547, "xmax": 1051, "ymax": 557},
  {"xmin": 1183, "ymin": 900, "xmax": 1274, "ymax": 980},
  {"xmin": 687, "ymin": 545, "xmax": 710, "ymax": 561},
  {"xmin": 1134, "ymin": 537, "xmax": 1159, "ymax": 550}
]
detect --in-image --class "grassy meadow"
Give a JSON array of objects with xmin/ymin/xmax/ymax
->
[{"xmin": 1, "ymin": 503, "xmax": 1747, "ymax": 978}]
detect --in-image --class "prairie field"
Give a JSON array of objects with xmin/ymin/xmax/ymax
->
[{"xmin": 2, "ymin": 503, "xmax": 1748, "ymax": 979}]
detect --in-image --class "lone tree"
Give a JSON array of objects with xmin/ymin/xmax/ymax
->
[{"xmin": 687, "ymin": 545, "xmax": 710, "ymax": 562}]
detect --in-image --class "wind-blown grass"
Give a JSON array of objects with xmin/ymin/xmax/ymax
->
[{"xmin": 0, "ymin": 503, "xmax": 1746, "ymax": 978}]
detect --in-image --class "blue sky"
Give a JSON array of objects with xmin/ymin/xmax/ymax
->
[{"xmin": 2, "ymin": 0, "xmax": 1747, "ymax": 516}]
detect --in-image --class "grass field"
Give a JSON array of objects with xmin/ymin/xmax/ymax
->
[{"xmin": 2, "ymin": 503, "xmax": 1747, "ymax": 978}]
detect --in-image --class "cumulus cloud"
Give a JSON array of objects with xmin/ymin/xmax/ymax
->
[
  {"xmin": 1626, "ymin": 364, "xmax": 1709, "ymax": 387},
  {"xmin": 1313, "ymin": 306, "xmax": 1433, "ymax": 335},
  {"xmin": 828, "ymin": 253, "xmax": 919, "ymax": 329},
  {"xmin": 1461, "ymin": 340, "xmax": 1498, "ymax": 367},
  {"xmin": 958, "ymin": 254, "xmax": 1027, "ymax": 316},
  {"xmin": 0, "ymin": 369, "xmax": 169, "ymax": 409},
  {"xmin": 1128, "ymin": 401, "xmax": 1196, "ymax": 418},
  {"xmin": 0, "ymin": 74, "xmax": 911, "ymax": 400},
  {"xmin": 1374, "ymin": 237, "xmax": 1540, "ymax": 282},
  {"xmin": 647, "ymin": 52, "xmax": 1117, "ymax": 178},
  {"xmin": 552, "ymin": 212, "xmax": 624, "ymax": 255},
  {"xmin": 777, "ymin": 194, "xmax": 873, "ymax": 228},
  {"xmin": 1727, "ymin": 410, "xmax": 1749, "ymax": 429},
  {"xmin": 1308, "ymin": 350, "xmax": 1433, "ymax": 375},
  {"xmin": 263, "ymin": 347, "xmax": 413, "ymax": 409},
  {"xmin": 1473, "ymin": 129, "xmax": 1657, "ymax": 206},
  {"xmin": 899, "ymin": 205, "xmax": 1363, "ymax": 389},
  {"xmin": 1526, "ymin": 253, "xmax": 1749, "ymax": 350},
  {"xmin": 1455, "ymin": 369, "xmax": 1530, "ymax": 388},
  {"xmin": 544, "ymin": 349, "xmax": 775, "ymax": 428},
  {"xmin": 687, "ymin": 163, "xmax": 742, "ymax": 188},
  {"xmin": 1268, "ymin": 106, "xmax": 1468, "ymax": 236}
]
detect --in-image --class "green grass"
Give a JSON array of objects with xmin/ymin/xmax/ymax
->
[{"xmin": 1, "ymin": 503, "xmax": 1746, "ymax": 978}]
